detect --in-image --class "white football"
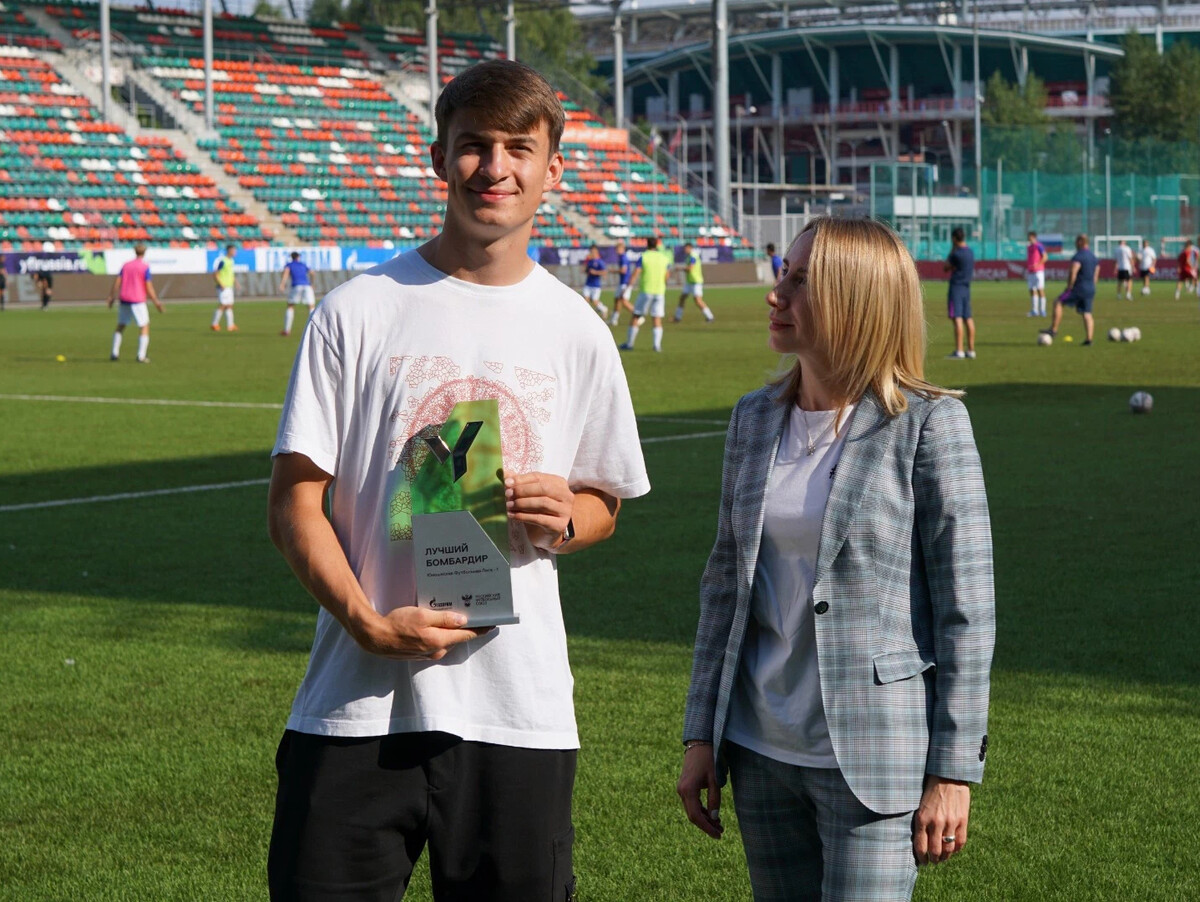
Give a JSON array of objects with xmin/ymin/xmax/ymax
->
[
  {"xmin": 1129, "ymin": 391, "xmax": 1153, "ymax": 413},
  {"xmin": 1037, "ymin": 332, "xmax": 1053, "ymax": 346},
  {"xmin": 1107, "ymin": 327, "xmax": 1122, "ymax": 342},
  {"xmin": 1121, "ymin": 328, "xmax": 1135, "ymax": 342},
  {"xmin": 1131, "ymin": 327, "xmax": 1142, "ymax": 341}
]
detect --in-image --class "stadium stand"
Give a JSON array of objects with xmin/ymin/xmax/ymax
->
[
  {"xmin": 44, "ymin": 1, "xmax": 368, "ymax": 67},
  {"xmin": 0, "ymin": 0, "xmax": 60, "ymax": 50},
  {"xmin": 353, "ymin": 22, "xmax": 503, "ymax": 78},
  {"xmin": 557, "ymin": 94, "xmax": 744, "ymax": 252},
  {"xmin": 0, "ymin": 46, "xmax": 269, "ymax": 250},
  {"xmin": 144, "ymin": 56, "xmax": 581, "ymax": 246}
]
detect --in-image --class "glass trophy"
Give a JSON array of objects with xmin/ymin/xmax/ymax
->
[{"xmin": 408, "ymin": 399, "xmax": 518, "ymax": 626}]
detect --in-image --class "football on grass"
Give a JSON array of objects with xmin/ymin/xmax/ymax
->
[
  {"xmin": 1108, "ymin": 327, "xmax": 1122, "ymax": 342},
  {"xmin": 1129, "ymin": 391, "xmax": 1153, "ymax": 413},
  {"xmin": 1037, "ymin": 332, "xmax": 1053, "ymax": 346}
]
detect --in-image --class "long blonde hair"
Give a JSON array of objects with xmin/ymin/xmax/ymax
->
[{"xmin": 772, "ymin": 216, "xmax": 960, "ymax": 416}]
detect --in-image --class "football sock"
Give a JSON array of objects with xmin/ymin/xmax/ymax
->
[
  {"xmin": 672, "ymin": 308, "xmax": 683, "ymax": 323},
  {"xmin": 626, "ymin": 325, "xmax": 639, "ymax": 347},
  {"xmin": 211, "ymin": 309, "xmax": 222, "ymax": 328},
  {"xmin": 137, "ymin": 334, "xmax": 149, "ymax": 360},
  {"xmin": 111, "ymin": 332, "xmax": 122, "ymax": 358},
  {"xmin": 703, "ymin": 308, "xmax": 714, "ymax": 321},
  {"xmin": 284, "ymin": 307, "xmax": 295, "ymax": 333},
  {"xmin": 225, "ymin": 308, "xmax": 235, "ymax": 328},
  {"xmin": 652, "ymin": 326, "xmax": 663, "ymax": 351}
]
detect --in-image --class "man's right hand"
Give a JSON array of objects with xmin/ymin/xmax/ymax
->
[
  {"xmin": 677, "ymin": 744, "xmax": 723, "ymax": 839},
  {"xmin": 352, "ymin": 606, "xmax": 492, "ymax": 661}
]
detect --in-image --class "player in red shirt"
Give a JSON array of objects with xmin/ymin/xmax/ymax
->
[{"xmin": 1175, "ymin": 240, "xmax": 1197, "ymax": 299}]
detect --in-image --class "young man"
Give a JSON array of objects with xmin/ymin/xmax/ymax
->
[
  {"xmin": 107, "ymin": 244, "xmax": 164, "ymax": 362},
  {"xmin": 1043, "ymin": 234, "xmax": 1100, "ymax": 345},
  {"xmin": 1025, "ymin": 230, "xmax": 1047, "ymax": 317},
  {"xmin": 671, "ymin": 242, "xmax": 714, "ymax": 323},
  {"xmin": 766, "ymin": 242, "xmax": 783, "ymax": 281},
  {"xmin": 266, "ymin": 60, "xmax": 649, "ymax": 902},
  {"xmin": 279, "ymin": 251, "xmax": 315, "ymax": 336},
  {"xmin": 580, "ymin": 244, "xmax": 608, "ymax": 318},
  {"xmin": 607, "ymin": 239, "xmax": 635, "ymax": 326},
  {"xmin": 1114, "ymin": 239, "xmax": 1133, "ymax": 301},
  {"xmin": 943, "ymin": 227, "xmax": 976, "ymax": 359},
  {"xmin": 34, "ymin": 271, "xmax": 52, "ymax": 310},
  {"xmin": 620, "ymin": 236, "xmax": 671, "ymax": 351},
  {"xmin": 1139, "ymin": 239, "xmax": 1157, "ymax": 296},
  {"xmin": 211, "ymin": 244, "xmax": 238, "ymax": 331},
  {"xmin": 1175, "ymin": 240, "xmax": 1197, "ymax": 299}
]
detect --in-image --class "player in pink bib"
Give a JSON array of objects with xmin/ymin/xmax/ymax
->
[
  {"xmin": 1025, "ymin": 231, "xmax": 1047, "ymax": 317},
  {"xmin": 107, "ymin": 245, "xmax": 165, "ymax": 362}
]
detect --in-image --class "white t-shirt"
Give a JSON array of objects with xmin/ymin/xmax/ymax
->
[
  {"xmin": 272, "ymin": 249, "xmax": 651, "ymax": 749},
  {"xmin": 1115, "ymin": 245, "xmax": 1133, "ymax": 271},
  {"xmin": 725, "ymin": 403, "xmax": 855, "ymax": 769},
  {"xmin": 1140, "ymin": 246, "xmax": 1157, "ymax": 270}
]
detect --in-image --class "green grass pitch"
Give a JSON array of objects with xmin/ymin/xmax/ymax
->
[{"xmin": 1, "ymin": 279, "xmax": 1198, "ymax": 900}]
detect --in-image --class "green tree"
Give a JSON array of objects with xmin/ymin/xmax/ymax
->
[
  {"xmin": 981, "ymin": 71, "xmax": 1051, "ymax": 170},
  {"xmin": 1108, "ymin": 30, "xmax": 1164, "ymax": 141}
]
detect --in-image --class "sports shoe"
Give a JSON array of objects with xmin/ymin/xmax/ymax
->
[
  {"xmin": 1081, "ymin": 340, "xmax": 1093, "ymax": 346},
  {"xmin": 946, "ymin": 350, "xmax": 966, "ymax": 359},
  {"xmin": 1039, "ymin": 328, "xmax": 1056, "ymax": 337},
  {"xmin": 280, "ymin": 330, "xmax": 290, "ymax": 336},
  {"xmin": 137, "ymin": 356, "xmax": 150, "ymax": 363},
  {"xmin": 618, "ymin": 343, "xmax": 633, "ymax": 351},
  {"xmin": 110, "ymin": 354, "xmax": 119, "ymax": 361},
  {"xmin": 227, "ymin": 324, "xmax": 239, "ymax": 332},
  {"xmin": 966, "ymin": 350, "xmax": 976, "ymax": 359},
  {"xmin": 608, "ymin": 313, "xmax": 620, "ymax": 327},
  {"xmin": 211, "ymin": 323, "xmax": 221, "ymax": 331}
]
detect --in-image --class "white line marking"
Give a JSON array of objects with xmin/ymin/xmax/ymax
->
[
  {"xmin": 0, "ymin": 393, "xmax": 283, "ymax": 410},
  {"xmin": 1, "ymin": 431, "xmax": 728, "ymax": 512},
  {"xmin": 640, "ymin": 430, "xmax": 728, "ymax": 444},
  {"xmin": 0, "ymin": 396, "xmax": 730, "ymax": 429},
  {"xmin": 637, "ymin": 416, "xmax": 729, "ymax": 426},
  {"xmin": 0, "ymin": 479, "xmax": 271, "ymax": 513}
]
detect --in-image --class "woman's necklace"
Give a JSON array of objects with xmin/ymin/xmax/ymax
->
[{"xmin": 799, "ymin": 407, "xmax": 836, "ymax": 456}]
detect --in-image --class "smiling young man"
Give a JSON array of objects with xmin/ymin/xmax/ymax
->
[{"xmin": 266, "ymin": 61, "xmax": 650, "ymax": 901}]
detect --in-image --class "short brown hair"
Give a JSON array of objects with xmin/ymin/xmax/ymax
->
[{"xmin": 434, "ymin": 60, "xmax": 565, "ymax": 156}]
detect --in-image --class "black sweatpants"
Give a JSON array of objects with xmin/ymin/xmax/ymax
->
[{"xmin": 268, "ymin": 730, "xmax": 577, "ymax": 902}]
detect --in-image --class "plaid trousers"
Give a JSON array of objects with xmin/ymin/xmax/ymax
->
[{"xmin": 728, "ymin": 743, "xmax": 918, "ymax": 902}]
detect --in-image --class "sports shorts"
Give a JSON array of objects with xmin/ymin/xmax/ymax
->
[
  {"xmin": 681, "ymin": 283, "xmax": 704, "ymax": 298},
  {"xmin": 634, "ymin": 292, "xmax": 666, "ymax": 318},
  {"xmin": 117, "ymin": 301, "xmax": 149, "ymax": 328},
  {"xmin": 1117, "ymin": 269, "xmax": 1131, "ymax": 281},
  {"xmin": 947, "ymin": 285, "xmax": 971, "ymax": 320},
  {"xmin": 288, "ymin": 285, "xmax": 315, "ymax": 307},
  {"xmin": 1026, "ymin": 271, "xmax": 1045, "ymax": 291},
  {"xmin": 581, "ymin": 285, "xmax": 602, "ymax": 302},
  {"xmin": 217, "ymin": 287, "xmax": 235, "ymax": 306}
]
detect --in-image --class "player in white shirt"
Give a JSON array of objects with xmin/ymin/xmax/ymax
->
[
  {"xmin": 1114, "ymin": 240, "xmax": 1134, "ymax": 301},
  {"xmin": 266, "ymin": 61, "xmax": 650, "ymax": 901},
  {"xmin": 1139, "ymin": 240, "xmax": 1157, "ymax": 296}
]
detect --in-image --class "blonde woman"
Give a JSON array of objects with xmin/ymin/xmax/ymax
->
[{"xmin": 677, "ymin": 217, "xmax": 995, "ymax": 901}]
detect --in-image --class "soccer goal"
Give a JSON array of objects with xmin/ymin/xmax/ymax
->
[{"xmin": 1092, "ymin": 235, "xmax": 1143, "ymax": 257}]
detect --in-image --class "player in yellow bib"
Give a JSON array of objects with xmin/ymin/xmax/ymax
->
[
  {"xmin": 211, "ymin": 244, "xmax": 238, "ymax": 332},
  {"xmin": 620, "ymin": 236, "xmax": 672, "ymax": 351},
  {"xmin": 672, "ymin": 242, "xmax": 714, "ymax": 323}
]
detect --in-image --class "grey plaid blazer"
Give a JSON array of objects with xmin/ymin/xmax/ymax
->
[{"xmin": 683, "ymin": 385, "xmax": 995, "ymax": 815}]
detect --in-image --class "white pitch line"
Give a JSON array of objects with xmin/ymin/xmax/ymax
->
[
  {"xmin": 0, "ymin": 393, "xmax": 283, "ymax": 410},
  {"xmin": 0, "ymin": 478, "xmax": 271, "ymax": 513},
  {"xmin": 640, "ymin": 430, "xmax": 728, "ymax": 444},
  {"xmin": 1, "ymin": 431, "xmax": 728, "ymax": 513},
  {"xmin": 637, "ymin": 415, "xmax": 729, "ymax": 426}
]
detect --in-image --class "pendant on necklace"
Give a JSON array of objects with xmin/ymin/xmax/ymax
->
[{"xmin": 805, "ymin": 440, "xmax": 816, "ymax": 456}]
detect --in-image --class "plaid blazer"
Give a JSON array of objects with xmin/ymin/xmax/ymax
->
[{"xmin": 683, "ymin": 385, "xmax": 995, "ymax": 815}]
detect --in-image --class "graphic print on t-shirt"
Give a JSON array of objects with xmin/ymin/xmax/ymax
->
[{"xmin": 384, "ymin": 355, "xmax": 555, "ymax": 560}]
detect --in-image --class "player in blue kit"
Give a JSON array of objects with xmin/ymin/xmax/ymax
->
[
  {"xmin": 279, "ymin": 252, "xmax": 315, "ymax": 336},
  {"xmin": 580, "ymin": 245, "xmax": 608, "ymax": 318},
  {"xmin": 608, "ymin": 239, "xmax": 636, "ymax": 326}
]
